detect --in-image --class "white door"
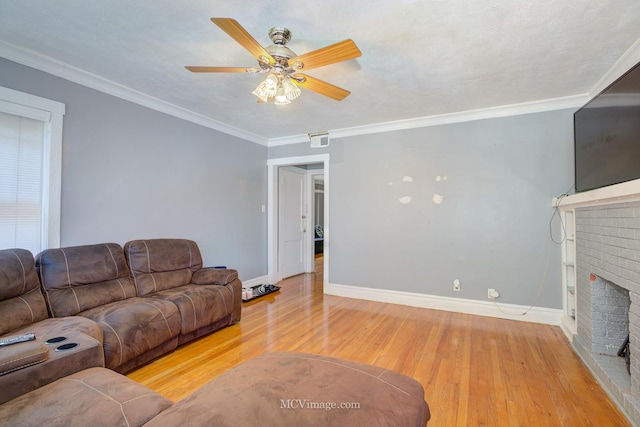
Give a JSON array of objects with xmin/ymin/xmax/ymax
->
[{"xmin": 278, "ymin": 167, "xmax": 306, "ymax": 279}]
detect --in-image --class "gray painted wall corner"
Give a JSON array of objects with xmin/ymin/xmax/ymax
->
[{"xmin": 269, "ymin": 109, "xmax": 575, "ymax": 308}]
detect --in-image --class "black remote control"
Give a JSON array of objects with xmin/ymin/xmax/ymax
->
[{"xmin": 0, "ymin": 333, "xmax": 36, "ymax": 346}]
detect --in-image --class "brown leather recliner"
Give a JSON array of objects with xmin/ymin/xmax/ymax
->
[
  {"xmin": 124, "ymin": 239, "xmax": 242, "ymax": 345},
  {"xmin": 36, "ymin": 243, "xmax": 182, "ymax": 373},
  {"xmin": 0, "ymin": 248, "xmax": 104, "ymax": 404}
]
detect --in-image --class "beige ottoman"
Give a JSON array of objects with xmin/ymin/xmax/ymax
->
[{"xmin": 145, "ymin": 351, "xmax": 430, "ymax": 426}]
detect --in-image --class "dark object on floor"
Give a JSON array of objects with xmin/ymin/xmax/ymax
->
[
  {"xmin": 618, "ymin": 334, "xmax": 631, "ymax": 375},
  {"xmin": 243, "ymin": 284, "xmax": 280, "ymax": 302}
]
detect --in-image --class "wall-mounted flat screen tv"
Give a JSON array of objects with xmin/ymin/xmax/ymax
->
[{"xmin": 574, "ymin": 60, "xmax": 640, "ymax": 193}]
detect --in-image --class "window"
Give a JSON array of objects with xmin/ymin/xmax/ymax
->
[{"xmin": 0, "ymin": 86, "xmax": 64, "ymax": 255}]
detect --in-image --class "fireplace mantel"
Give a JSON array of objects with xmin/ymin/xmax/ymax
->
[
  {"xmin": 553, "ymin": 178, "xmax": 640, "ymax": 209},
  {"xmin": 559, "ymin": 191, "xmax": 640, "ymax": 424}
]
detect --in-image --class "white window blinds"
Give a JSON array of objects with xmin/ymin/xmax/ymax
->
[{"xmin": 0, "ymin": 111, "xmax": 46, "ymax": 254}]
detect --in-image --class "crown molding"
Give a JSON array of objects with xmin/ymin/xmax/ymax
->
[
  {"xmin": 268, "ymin": 36, "xmax": 640, "ymax": 147},
  {"xmin": 4, "ymin": 35, "xmax": 638, "ymax": 148},
  {"xmin": 267, "ymin": 94, "xmax": 589, "ymax": 147},
  {"xmin": 0, "ymin": 41, "xmax": 268, "ymax": 146},
  {"xmin": 268, "ymin": 133, "xmax": 311, "ymax": 146},
  {"xmin": 589, "ymin": 36, "xmax": 640, "ymax": 97}
]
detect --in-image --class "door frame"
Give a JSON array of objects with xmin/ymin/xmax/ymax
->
[
  {"xmin": 306, "ymin": 170, "xmax": 324, "ymax": 273},
  {"xmin": 278, "ymin": 166, "xmax": 307, "ymax": 279},
  {"xmin": 267, "ymin": 154, "xmax": 329, "ymax": 285}
]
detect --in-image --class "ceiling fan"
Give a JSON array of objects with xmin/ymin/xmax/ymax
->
[{"xmin": 185, "ymin": 18, "xmax": 362, "ymax": 105}]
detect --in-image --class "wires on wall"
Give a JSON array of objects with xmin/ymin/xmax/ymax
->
[
  {"xmin": 491, "ymin": 183, "xmax": 575, "ymax": 317},
  {"xmin": 549, "ymin": 183, "xmax": 574, "ymax": 245}
]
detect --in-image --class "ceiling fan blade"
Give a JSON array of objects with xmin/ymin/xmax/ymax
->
[
  {"xmin": 289, "ymin": 39, "xmax": 361, "ymax": 71},
  {"xmin": 293, "ymin": 74, "xmax": 351, "ymax": 101},
  {"xmin": 211, "ymin": 18, "xmax": 275, "ymax": 64},
  {"xmin": 185, "ymin": 66, "xmax": 259, "ymax": 73}
]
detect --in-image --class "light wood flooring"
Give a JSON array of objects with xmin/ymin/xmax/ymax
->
[{"xmin": 127, "ymin": 257, "xmax": 630, "ymax": 426}]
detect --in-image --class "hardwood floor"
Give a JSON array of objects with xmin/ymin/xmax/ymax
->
[{"xmin": 127, "ymin": 258, "xmax": 630, "ymax": 426}]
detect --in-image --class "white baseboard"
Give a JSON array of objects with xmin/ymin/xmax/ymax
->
[
  {"xmin": 242, "ymin": 275, "xmax": 269, "ymax": 289},
  {"xmin": 559, "ymin": 315, "xmax": 577, "ymax": 342},
  {"xmin": 325, "ymin": 283, "xmax": 563, "ymax": 325}
]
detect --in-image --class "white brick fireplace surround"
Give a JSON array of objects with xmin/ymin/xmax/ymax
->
[{"xmin": 557, "ymin": 180, "xmax": 640, "ymax": 425}]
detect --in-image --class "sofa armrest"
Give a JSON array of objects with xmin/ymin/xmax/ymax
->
[
  {"xmin": 0, "ymin": 340, "xmax": 49, "ymax": 376},
  {"xmin": 191, "ymin": 268, "xmax": 239, "ymax": 286}
]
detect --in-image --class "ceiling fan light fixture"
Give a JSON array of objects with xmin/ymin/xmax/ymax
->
[
  {"xmin": 186, "ymin": 18, "xmax": 362, "ymax": 105},
  {"xmin": 282, "ymin": 77, "xmax": 301, "ymax": 101},
  {"xmin": 274, "ymin": 75, "xmax": 290, "ymax": 105},
  {"xmin": 274, "ymin": 90, "xmax": 290, "ymax": 105},
  {"xmin": 252, "ymin": 73, "xmax": 278, "ymax": 102},
  {"xmin": 254, "ymin": 74, "xmax": 300, "ymax": 105}
]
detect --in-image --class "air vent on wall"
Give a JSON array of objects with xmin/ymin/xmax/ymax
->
[{"xmin": 309, "ymin": 131, "xmax": 330, "ymax": 148}]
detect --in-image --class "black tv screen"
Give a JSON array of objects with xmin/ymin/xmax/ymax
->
[{"xmin": 574, "ymin": 60, "xmax": 640, "ymax": 193}]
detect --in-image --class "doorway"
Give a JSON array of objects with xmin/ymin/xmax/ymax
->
[
  {"xmin": 278, "ymin": 166, "xmax": 306, "ymax": 279},
  {"xmin": 311, "ymin": 173, "xmax": 324, "ymax": 263},
  {"xmin": 267, "ymin": 154, "xmax": 329, "ymax": 286}
]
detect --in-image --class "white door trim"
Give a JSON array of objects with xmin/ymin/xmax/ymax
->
[
  {"xmin": 306, "ymin": 169, "xmax": 324, "ymax": 273},
  {"xmin": 267, "ymin": 154, "xmax": 330, "ymax": 285}
]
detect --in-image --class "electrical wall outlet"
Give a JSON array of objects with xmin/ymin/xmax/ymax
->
[
  {"xmin": 488, "ymin": 288, "xmax": 499, "ymax": 299},
  {"xmin": 453, "ymin": 279, "xmax": 461, "ymax": 291}
]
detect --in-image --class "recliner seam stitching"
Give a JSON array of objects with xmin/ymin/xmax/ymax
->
[{"xmin": 60, "ymin": 249, "xmax": 81, "ymax": 314}]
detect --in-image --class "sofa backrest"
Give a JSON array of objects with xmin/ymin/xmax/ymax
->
[
  {"xmin": 124, "ymin": 239, "xmax": 203, "ymax": 297},
  {"xmin": 36, "ymin": 243, "xmax": 137, "ymax": 317},
  {"xmin": 0, "ymin": 249, "xmax": 49, "ymax": 335}
]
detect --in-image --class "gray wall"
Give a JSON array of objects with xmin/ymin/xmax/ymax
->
[
  {"xmin": 0, "ymin": 57, "xmax": 267, "ymax": 280},
  {"xmin": 269, "ymin": 110, "xmax": 574, "ymax": 308},
  {"xmin": 1, "ymin": 55, "xmax": 576, "ymax": 306}
]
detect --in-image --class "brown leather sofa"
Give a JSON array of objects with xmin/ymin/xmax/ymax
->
[
  {"xmin": 36, "ymin": 243, "xmax": 183, "ymax": 373},
  {"xmin": 124, "ymin": 239, "xmax": 242, "ymax": 345},
  {"xmin": 0, "ymin": 249, "xmax": 104, "ymax": 404},
  {"xmin": 0, "ymin": 239, "xmax": 241, "ymax": 400},
  {"xmin": 35, "ymin": 239, "xmax": 242, "ymax": 372}
]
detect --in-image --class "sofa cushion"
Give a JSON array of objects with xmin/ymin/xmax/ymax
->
[
  {"xmin": 79, "ymin": 297, "xmax": 181, "ymax": 372},
  {"xmin": 0, "ymin": 367, "xmax": 173, "ymax": 427},
  {"xmin": 145, "ymin": 284, "xmax": 234, "ymax": 338},
  {"xmin": 144, "ymin": 351, "xmax": 431, "ymax": 427},
  {"xmin": 36, "ymin": 243, "xmax": 138, "ymax": 317},
  {"xmin": 125, "ymin": 239, "xmax": 203, "ymax": 296},
  {"xmin": 0, "ymin": 249, "xmax": 49, "ymax": 335}
]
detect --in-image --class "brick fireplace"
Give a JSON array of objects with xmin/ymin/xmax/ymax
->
[
  {"xmin": 587, "ymin": 276, "xmax": 630, "ymax": 356},
  {"xmin": 571, "ymin": 199, "xmax": 640, "ymax": 423}
]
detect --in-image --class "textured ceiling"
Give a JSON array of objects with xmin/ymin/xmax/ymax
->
[{"xmin": 1, "ymin": 1, "xmax": 640, "ymax": 143}]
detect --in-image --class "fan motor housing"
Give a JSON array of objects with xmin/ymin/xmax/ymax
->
[
  {"xmin": 266, "ymin": 27, "xmax": 296, "ymax": 64},
  {"xmin": 268, "ymin": 27, "xmax": 291, "ymax": 45}
]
